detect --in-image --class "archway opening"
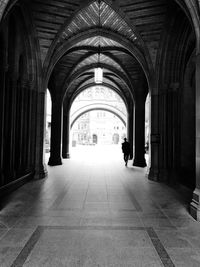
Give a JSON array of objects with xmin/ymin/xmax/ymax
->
[
  {"xmin": 69, "ymin": 86, "xmax": 127, "ymax": 160},
  {"xmin": 71, "ymin": 110, "xmax": 126, "ymax": 146},
  {"xmin": 45, "ymin": 89, "xmax": 52, "ymax": 163},
  {"xmin": 70, "ymin": 109, "xmax": 127, "ymax": 160},
  {"xmin": 145, "ymin": 93, "xmax": 150, "ymax": 164}
]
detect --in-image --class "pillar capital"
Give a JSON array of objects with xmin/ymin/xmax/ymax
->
[
  {"xmin": 51, "ymin": 92, "xmax": 63, "ymax": 104},
  {"xmin": 20, "ymin": 79, "xmax": 30, "ymax": 89},
  {"xmin": 150, "ymin": 92, "xmax": 159, "ymax": 98},
  {"xmin": 150, "ymin": 133, "xmax": 160, "ymax": 144},
  {"xmin": 28, "ymin": 80, "xmax": 35, "ymax": 90},
  {"xmin": 135, "ymin": 90, "xmax": 147, "ymax": 103},
  {"xmin": 169, "ymin": 82, "xmax": 179, "ymax": 92}
]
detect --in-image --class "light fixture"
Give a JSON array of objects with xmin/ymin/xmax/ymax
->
[
  {"xmin": 94, "ymin": 67, "xmax": 103, "ymax": 84},
  {"xmin": 94, "ymin": 0, "xmax": 103, "ymax": 84}
]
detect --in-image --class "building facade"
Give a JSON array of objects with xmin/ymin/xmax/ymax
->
[{"xmin": 70, "ymin": 87, "xmax": 127, "ymax": 146}]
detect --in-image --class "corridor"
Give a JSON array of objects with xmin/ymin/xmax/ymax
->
[{"xmin": 0, "ymin": 145, "xmax": 200, "ymax": 266}]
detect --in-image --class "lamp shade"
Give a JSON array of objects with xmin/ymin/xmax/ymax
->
[{"xmin": 94, "ymin": 67, "xmax": 103, "ymax": 84}]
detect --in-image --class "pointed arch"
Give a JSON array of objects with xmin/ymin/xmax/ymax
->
[{"xmin": 44, "ymin": 28, "xmax": 153, "ymax": 93}]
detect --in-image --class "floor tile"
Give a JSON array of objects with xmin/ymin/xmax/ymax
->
[
  {"xmin": 167, "ymin": 248, "xmax": 200, "ymax": 267},
  {"xmin": 1, "ymin": 146, "xmax": 199, "ymax": 266},
  {"xmin": 0, "ymin": 247, "xmax": 22, "ymax": 267},
  {"xmin": 155, "ymin": 230, "xmax": 192, "ymax": 248}
]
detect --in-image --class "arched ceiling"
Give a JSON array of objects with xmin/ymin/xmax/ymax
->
[
  {"xmin": 1, "ymin": 0, "xmax": 198, "ymax": 102},
  {"xmin": 42, "ymin": 0, "xmax": 154, "ymax": 103}
]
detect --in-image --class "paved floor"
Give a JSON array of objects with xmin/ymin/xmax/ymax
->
[{"xmin": 0, "ymin": 145, "xmax": 200, "ymax": 267}]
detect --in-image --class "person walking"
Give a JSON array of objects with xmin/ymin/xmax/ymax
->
[{"xmin": 122, "ymin": 138, "xmax": 130, "ymax": 166}]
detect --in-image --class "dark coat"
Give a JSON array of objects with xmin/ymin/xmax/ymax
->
[{"xmin": 122, "ymin": 141, "xmax": 130, "ymax": 154}]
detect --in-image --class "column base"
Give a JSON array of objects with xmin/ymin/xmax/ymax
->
[
  {"xmin": 48, "ymin": 156, "xmax": 62, "ymax": 166},
  {"xmin": 34, "ymin": 164, "xmax": 48, "ymax": 179},
  {"xmin": 147, "ymin": 167, "xmax": 160, "ymax": 182},
  {"xmin": 190, "ymin": 188, "xmax": 200, "ymax": 221},
  {"xmin": 62, "ymin": 153, "xmax": 70, "ymax": 159},
  {"xmin": 133, "ymin": 157, "xmax": 147, "ymax": 167},
  {"xmin": 159, "ymin": 168, "xmax": 171, "ymax": 183}
]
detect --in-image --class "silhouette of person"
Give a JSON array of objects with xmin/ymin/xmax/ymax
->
[{"xmin": 122, "ymin": 138, "xmax": 130, "ymax": 166}]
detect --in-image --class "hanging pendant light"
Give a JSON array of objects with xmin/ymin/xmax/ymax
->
[
  {"xmin": 94, "ymin": 67, "xmax": 103, "ymax": 84},
  {"xmin": 94, "ymin": 44, "xmax": 103, "ymax": 83},
  {"xmin": 94, "ymin": 0, "xmax": 103, "ymax": 84}
]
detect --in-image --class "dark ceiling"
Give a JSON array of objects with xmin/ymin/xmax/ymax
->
[{"xmin": 16, "ymin": 0, "xmax": 191, "ymax": 102}]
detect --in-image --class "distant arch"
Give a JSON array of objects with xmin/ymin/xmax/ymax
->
[{"xmin": 71, "ymin": 106, "xmax": 126, "ymax": 129}]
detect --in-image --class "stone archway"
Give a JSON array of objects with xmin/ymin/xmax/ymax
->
[
  {"xmin": 71, "ymin": 105, "xmax": 126, "ymax": 129},
  {"xmin": 1, "ymin": 0, "xmax": 200, "ymax": 221},
  {"xmin": 62, "ymin": 86, "xmax": 128, "ymax": 158}
]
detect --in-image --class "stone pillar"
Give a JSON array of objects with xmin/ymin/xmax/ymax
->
[
  {"xmin": 148, "ymin": 93, "xmax": 160, "ymax": 181},
  {"xmin": 0, "ymin": 31, "xmax": 7, "ymax": 186},
  {"xmin": 158, "ymin": 88, "xmax": 168, "ymax": 182},
  {"xmin": 34, "ymin": 90, "xmax": 48, "ymax": 179},
  {"xmin": 127, "ymin": 104, "xmax": 134, "ymax": 159},
  {"xmin": 48, "ymin": 94, "xmax": 63, "ymax": 166},
  {"xmin": 3, "ymin": 70, "xmax": 14, "ymax": 182},
  {"xmin": 169, "ymin": 84, "xmax": 180, "ymax": 180},
  {"xmin": 16, "ymin": 80, "xmax": 30, "ymax": 174},
  {"xmin": 0, "ymin": 64, "xmax": 6, "ymax": 186},
  {"xmin": 62, "ymin": 111, "xmax": 70, "ymax": 159},
  {"xmin": 133, "ymin": 95, "xmax": 146, "ymax": 167},
  {"xmin": 18, "ymin": 81, "xmax": 25, "ymax": 173},
  {"xmin": 9, "ymin": 78, "xmax": 17, "ymax": 178},
  {"xmin": 27, "ymin": 88, "xmax": 33, "ymax": 168},
  {"xmin": 190, "ymin": 53, "xmax": 200, "ymax": 220},
  {"xmin": 159, "ymin": 84, "xmax": 180, "ymax": 183}
]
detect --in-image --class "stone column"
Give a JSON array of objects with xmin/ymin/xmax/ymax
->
[
  {"xmin": 190, "ymin": 53, "xmax": 200, "ymax": 220},
  {"xmin": 169, "ymin": 84, "xmax": 180, "ymax": 180},
  {"xmin": 0, "ymin": 64, "xmax": 6, "ymax": 186},
  {"xmin": 16, "ymin": 80, "xmax": 30, "ymax": 174},
  {"xmin": 34, "ymin": 90, "xmax": 48, "ymax": 179},
  {"xmin": 9, "ymin": 78, "xmax": 17, "ymax": 178},
  {"xmin": 48, "ymin": 94, "xmax": 63, "ymax": 166},
  {"xmin": 62, "ymin": 111, "xmax": 70, "ymax": 159},
  {"xmin": 133, "ymin": 94, "xmax": 147, "ymax": 167},
  {"xmin": 27, "ymin": 88, "xmax": 33, "ymax": 169},
  {"xmin": 3, "ymin": 70, "xmax": 13, "ymax": 181},
  {"xmin": 0, "ymin": 31, "xmax": 7, "ymax": 186},
  {"xmin": 159, "ymin": 84, "xmax": 180, "ymax": 183},
  {"xmin": 18, "ymin": 81, "xmax": 25, "ymax": 173},
  {"xmin": 127, "ymin": 104, "xmax": 134, "ymax": 159},
  {"xmin": 148, "ymin": 93, "xmax": 160, "ymax": 181},
  {"xmin": 158, "ymin": 88, "xmax": 168, "ymax": 182}
]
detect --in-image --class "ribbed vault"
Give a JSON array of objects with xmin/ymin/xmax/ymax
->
[{"xmin": 0, "ymin": 0, "xmax": 200, "ymax": 220}]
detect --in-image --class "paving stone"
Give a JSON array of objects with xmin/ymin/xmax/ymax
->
[{"xmin": 1, "ymin": 146, "xmax": 199, "ymax": 266}]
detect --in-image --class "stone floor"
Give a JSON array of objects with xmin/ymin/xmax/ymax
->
[{"xmin": 0, "ymin": 145, "xmax": 200, "ymax": 267}]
